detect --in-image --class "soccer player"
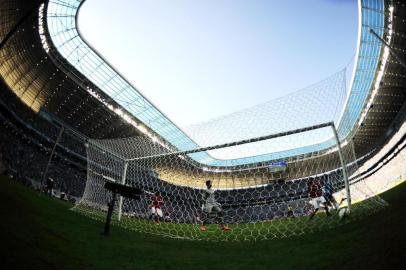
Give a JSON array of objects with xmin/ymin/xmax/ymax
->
[
  {"xmin": 308, "ymin": 179, "xmax": 330, "ymax": 220},
  {"xmin": 286, "ymin": 204, "xmax": 294, "ymax": 218},
  {"xmin": 322, "ymin": 179, "xmax": 345, "ymax": 210},
  {"xmin": 164, "ymin": 212, "xmax": 171, "ymax": 223},
  {"xmin": 149, "ymin": 191, "xmax": 164, "ymax": 224},
  {"xmin": 200, "ymin": 180, "xmax": 230, "ymax": 231},
  {"xmin": 45, "ymin": 177, "xmax": 55, "ymax": 197}
]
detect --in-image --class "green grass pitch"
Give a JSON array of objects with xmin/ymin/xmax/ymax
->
[{"xmin": 0, "ymin": 175, "xmax": 405, "ymax": 270}]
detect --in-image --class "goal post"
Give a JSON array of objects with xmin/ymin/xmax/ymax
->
[
  {"xmin": 123, "ymin": 122, "xmax": 353, "ymax": 211},
  {"xmin": 117, "ymin": 161, "xmax": 128, "ymax": 222},
  {"xmin": 331, "ymin": 123, "xmax": 352, "ymax": 212}
]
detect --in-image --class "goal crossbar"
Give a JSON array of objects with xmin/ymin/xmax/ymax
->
[{"xmin": 125, "ymin": 121, "xmax": 335, "ymax": 162}]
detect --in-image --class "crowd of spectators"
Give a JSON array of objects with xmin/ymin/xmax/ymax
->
[{"xmin": 0, "ymin": 87, "xmax": 87, "ymax": 200}]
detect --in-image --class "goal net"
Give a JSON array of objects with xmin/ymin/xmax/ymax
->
[{"xmin": 75, "ymin": 122, "xmax": 387, "ymax": 241}]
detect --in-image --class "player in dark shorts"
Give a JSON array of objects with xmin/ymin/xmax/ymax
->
[
  {"xmin": 322, "ymin": 179, "xmax": 345, "ymax": 210},
  {"xmin": 46, "ymin": 177, "xmax": 55, "ymax": 196},
  {"xmin": 286, "ymin": 204, "xmax": 294, "ymax": 217}
]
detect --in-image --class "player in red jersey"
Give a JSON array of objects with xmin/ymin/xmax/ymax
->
[
  {"xmin": 308, "ymin": 179, "xmax": 330, "ymax": 220},
  {"xmin": 149, "ymin": 191, "xmax": 164, "ymax": 224}
]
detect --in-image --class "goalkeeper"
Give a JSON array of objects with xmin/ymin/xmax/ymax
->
[{"xmin": 199, "ymin": 180, "xmax": 230, "ymax": 232}]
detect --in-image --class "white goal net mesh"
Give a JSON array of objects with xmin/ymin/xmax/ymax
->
[
  {"xmin": 73, "ymin": 70, "xmax": 389, "ymax": 241},
  {"xmin": 75, "ymin": 123, "xmax": 387, "ymax": 241}
]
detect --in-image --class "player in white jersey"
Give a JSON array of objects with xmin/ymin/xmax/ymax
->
[{"xmin": 199, "ymin": 180, "xmax": 230, "ymax": 231}]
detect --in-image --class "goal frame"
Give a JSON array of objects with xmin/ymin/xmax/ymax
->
[{"xmin": 88, "ymin": 121, "xmax": 352, "ymax": 221}]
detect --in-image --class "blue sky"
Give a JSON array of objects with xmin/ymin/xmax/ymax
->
[{"xmin": 79, "ymin": 0, "xmax": 358, "ymax": 127}]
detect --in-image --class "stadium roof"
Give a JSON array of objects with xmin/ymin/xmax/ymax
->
[
  {"xmin": 0, "ymin": 0, "xmax": 405, "ymax": 167},
  {"xmin": 45, "ymin": 0, "xmax": 386, "ymax": 166}
]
